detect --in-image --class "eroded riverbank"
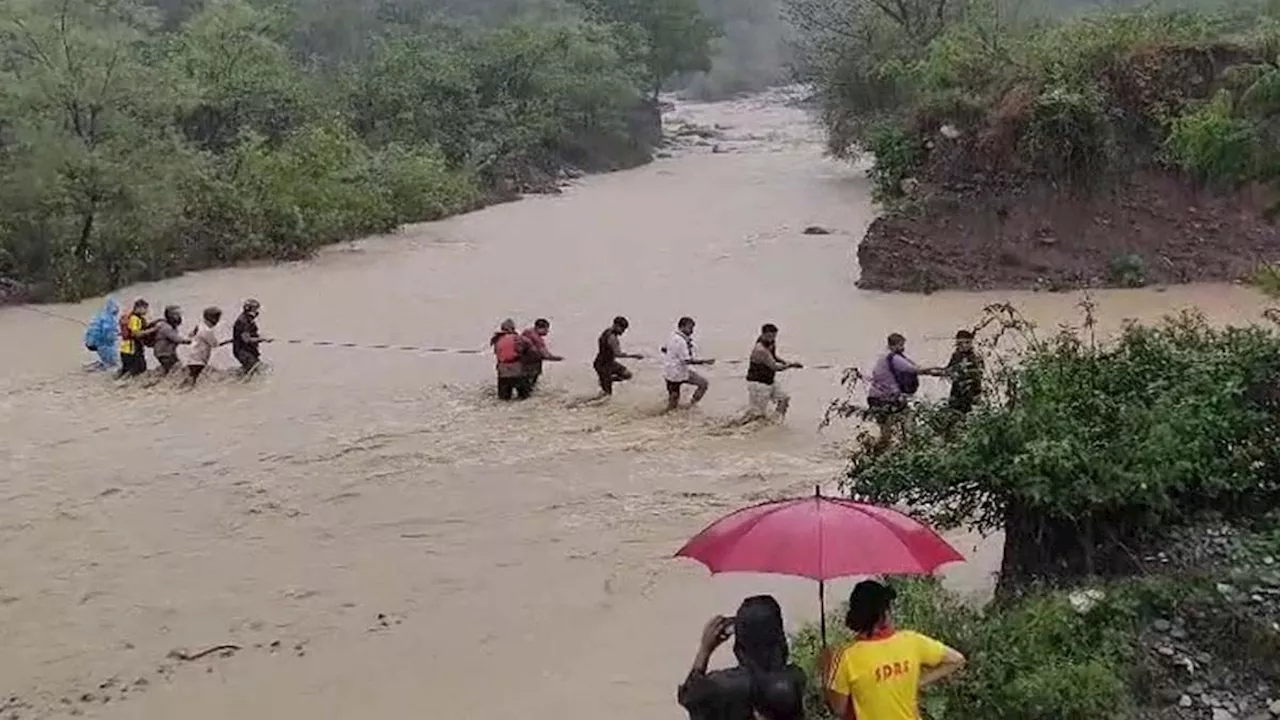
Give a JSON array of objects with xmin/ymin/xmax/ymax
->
[{"xmin": 0, "ymin": 88, "xmax": 1271, "ymax": 719}]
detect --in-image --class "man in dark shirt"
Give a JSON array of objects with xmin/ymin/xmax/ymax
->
[
  {"xmin": 925, "ymin": 329, "xmax": 984, "ymax": 415},
  {"xmin": 232, "ymin": 299, "xmax": 272, "ymax": 376},
  {"xmin": 591, "ymin": 316, "xmax": 642, "ymax": 399},
  {"xmin": 151, "ymin": 305, "xmax": 191, "ymax": 377},
  {"xmin": 677, "ymin": 596, "xmax": 805, "ymax": 720}
]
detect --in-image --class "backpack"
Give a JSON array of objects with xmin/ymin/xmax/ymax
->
[
  {"xmin": 494, "ymin": 333, "xmax": 521, "ymax": 363},
  {"xmin": 891, "ymin": 352, "xmax": 920, "ymax": 395}
]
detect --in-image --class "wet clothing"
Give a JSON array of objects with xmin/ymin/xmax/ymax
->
[
  {"xmin": 746, "ymin": 342, "xmax": 778, "ymax": 385},
  {"xmin": 595, "ymin": 327, "xmax": 620, "ymax": 367},
  {"xmin": 594, "ymin": 327, "xmax": 630, "ymax": 395},
  {"xmin": 520, "ymin": 328, "xmax": 551, "ymax": 381},
  {"xmin": 497, "ymin": 375, "xmax": 532, "ymax": 400},
  {"xmin": 827, "ymin": 630, "xmax": 948, "ymax": 720},
  {"xmin": 596, "ymin": 362, "xmax": 632, "ymax": 395},
  {"xmin": 119, "ymin": 349, "xmax": 147, "ymax": 377},
  {"xmin": 747, "ymin": 381, "xmax": 790, "ymax": 417},
  {"xmin": 232, "ymin": 313, "xmax": 261, "ymax": 370},
  {"xmin": 662, "ymin": 331, "xmax": 698, "ymax": 383},
  {"xmin": 492, "ymin": 331, "xmax": 531, "ymax": 400},
  {"xmin": 119, "ymin": 312, "xmax": 146, "ymax": 358},
  {"xmin": 152, "ymin": 320, "xmax": 184, "ymax": 363},
  {"xmin": 84, "ymin": 299, "xmax": 120, "ymax": 369},
  {"xmin": 187, "ymin": 364, "xmax": 207, "ymax": 382},
  {"xmin": 868, "ymin": 352, "xmax": 919, "ymax": 400},
  {"xmin": 188, "ymin": 324, "xmax": 219, "ymax": 366},
  {"xmin": 944, "ymin": 349, "xmax": 983, "ymax": 413}
]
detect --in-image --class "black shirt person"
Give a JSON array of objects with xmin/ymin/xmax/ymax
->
[
  {"xmin": 677, "ymin": 595, "xmax": 806, "ymax": 720},
  {"xmin": 924, "ymin": 329, "xmax": 984, "ymax": 414},
  {"xmin": 591, "ymin": 316, "xmax": 642, "ymax": 398},
  {"xmin": 232, "ymin": 299, "xmax": 272, "ymax": 375}
]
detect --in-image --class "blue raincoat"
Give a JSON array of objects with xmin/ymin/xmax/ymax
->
[{"xmin": 84, "ymin": 298, "xmax": 120, "ymax": 369}]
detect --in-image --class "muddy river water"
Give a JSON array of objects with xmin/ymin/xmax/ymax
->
[{"xmin": 0, "ymin": 88, "xmax": 1271, "ymax": 719}]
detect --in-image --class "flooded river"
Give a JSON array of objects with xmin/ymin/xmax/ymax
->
[{"xmin": 0, "ymin": 88, "xmax": 1270, "ymax": 719}]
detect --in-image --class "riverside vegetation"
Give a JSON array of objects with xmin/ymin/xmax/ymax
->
[
  {"xmin": 803, "ymin": 296, "xmax": 1280, "ymax": 719},
  {"xmin": 789, "ymin": 0, "xmax": 1280, "ymax": 291},
  {"xmin": 0, "ymin": 0, "xmax": 718, "ymax": 302}
]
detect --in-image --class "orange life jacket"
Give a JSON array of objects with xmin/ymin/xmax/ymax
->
[{"xmin": 494, "ymin": 333, "xmax": 521, "ymax": 364}]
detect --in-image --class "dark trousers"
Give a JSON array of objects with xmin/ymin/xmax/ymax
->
[
  {"xmin": 497, "ymin": 376, "xmax": 531, "ymax": 401},
  {"xmin": 118, "ymin": 352, "xmax": 146, "ymax": 377}
]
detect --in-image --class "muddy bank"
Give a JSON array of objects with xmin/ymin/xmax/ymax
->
[{"xmin": 856, "ymin": 172, "xmax": 1280, "ymax": 294}]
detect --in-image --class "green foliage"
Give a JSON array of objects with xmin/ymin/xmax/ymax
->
[
  {"xmin": 791, "ymin": 577, "xmax": 1152, "ymax": 720},
  {"xmin": 1023, "ymin": 84, "xmax": 1112, "ymax": 184},
  {"xmin": 0, "ymin": 0, "xmax": 659, "ymax": 299},
  {"xmin": 865, "ymin": 122, "xmax": 922, "ymax": 202},
  {"xmin": 1106, "ymin": 252, "xmax": 1146, "ymax": 287},
  {"xmin": 1254, "ymin": 261, "xmax": 1280, "ymax": 298},
  {"xmin": 1166, "ymin": 91, "xmax": 1262, "ymax": 185},
  {"xmin": 831, "ymin": 304, "xmax": 1280, "ymax": 586},
  {"xmin": 581, "ymin": 0, "xmax": 718, "ymax": 97},
  {"xmin": 791, "ymin": 0, "xmax": 1280, "ymax": 192}
]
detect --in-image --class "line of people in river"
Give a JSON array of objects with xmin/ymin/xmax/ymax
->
[
  {"xmin": 677, "ymin": 581, "xmax": 966, "ymax": 720},
  {"xmin": 490, "ymin": 315, "xmax": 804, "ymax": 420},
  {"xmin": 490, "ymin": 315, "xmax": 984, "ymax": 431},
  {"xmin": 84, "ymin": 297, "xmax": 272, "ymax": 385}
]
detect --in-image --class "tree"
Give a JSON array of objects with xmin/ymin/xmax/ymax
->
[
  {"xmin": 0, "ymin": 0, "xmax": 190, "ymax": 296},
  {"xmin": 582, "ymin": 0, "xmax": 717, "ymax": 98},
  {"xmin": 826, "ymin": 304, "xmax": 1280, "ymax": 595}
]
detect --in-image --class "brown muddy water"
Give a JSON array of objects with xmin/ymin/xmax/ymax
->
[{"xmin": 0, "ymin": 87, "xmax": 1271, "ymax": 719}]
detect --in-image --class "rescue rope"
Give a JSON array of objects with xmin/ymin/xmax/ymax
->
[{"xmin": 13, "ymin": 306, "xmax": 845, "ymax": 370}]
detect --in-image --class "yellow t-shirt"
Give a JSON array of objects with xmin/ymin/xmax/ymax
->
[
  {"xmin": 826, "ymin": 630, "xmax": 948, "ymax": 720},
  {"xmin": 120, "ymin": 314, "xmax": 144, "ymax": 355}
]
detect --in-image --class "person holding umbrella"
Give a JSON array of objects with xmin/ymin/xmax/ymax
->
[
  {"xmin": 821, "ymin": 580, "xmax": 966, "ymax": 720},
  {"xmin": 677, "ymin": 595, "xmax": 806, "ymax": 720}
]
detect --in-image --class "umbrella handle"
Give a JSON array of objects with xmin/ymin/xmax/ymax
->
[{"xmin": 819, "ymin": 579, "xmax": 827, "ymax": 648}]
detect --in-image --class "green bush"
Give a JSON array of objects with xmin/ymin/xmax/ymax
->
[
  {"xmin": 1023, "ymin": 85, "xmax": 1113, "ymax": 185},
  {"xmin": 836, "ymin": 306, "xmax": 1280, "ymax": 590},
  {"xmin": 866, "ymin": 122, "xmax": 922, "ymax": 202},
  {"xmin": 1166, "ymin": 92, "xmax": 1262, "ymax": 185}
]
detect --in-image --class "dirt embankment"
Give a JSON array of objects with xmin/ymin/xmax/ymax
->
[
  {"xmin": 856, "ymin": 42, "xmax": 1280, "ymax": 293},
  {"xmin": 858, "ymin": 171, "xmax": 1280, "ymax": 292}
]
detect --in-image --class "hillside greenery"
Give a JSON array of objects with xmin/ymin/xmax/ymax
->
[
  {"xmin": 0, "ymin": 0, "xmax": 715, "ymax": 300},
  {"xmin": 789, "ymin": 0, "xmax": 1280, "ymax": 202}
]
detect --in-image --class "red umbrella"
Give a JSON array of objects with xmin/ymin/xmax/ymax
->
[{"xmin": 675, "ymin": 487, "xmax": 964, "ymax": 644}]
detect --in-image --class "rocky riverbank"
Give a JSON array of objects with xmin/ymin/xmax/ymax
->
[{"xmin": 856, "ymin": 171, "xmax": 1280, "ymax": 293}]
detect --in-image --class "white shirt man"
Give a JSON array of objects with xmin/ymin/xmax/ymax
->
[{"xmin": 661, "ymin": 317, "xmax": 714, "ymax": 411}]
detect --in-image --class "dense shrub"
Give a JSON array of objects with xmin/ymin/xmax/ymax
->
[
  {"xmin": 791, "ymin": 0, "xmax": 1280, "ymax": 198},
  {"xmin": 1166, "ymin": 92, "xmax": 1262, "ymax": 185},
  {"xmin": 825, "ymin": 304, "xmax": 1280, "ymax": 592}
]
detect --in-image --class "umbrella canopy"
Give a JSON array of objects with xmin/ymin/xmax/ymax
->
[{"xmin": 675, "ymin": 493, "xmax": 964, "ymax": 580}]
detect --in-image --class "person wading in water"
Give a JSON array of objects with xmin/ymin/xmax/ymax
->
[
  {"xmin": 866, "ymin": 333, "xmax": 920, "ymax": 452},
  {"xmin": 520, "ymin": 318, "xmax": 563, "ymax": 392},
  {"xmin": 922, "ymin": 329, "xmax": 984, "ymax": 424},
  {"xmin": 151, "ymin": 305, "xmax": 191, "ymax": 378},
  {"xmin": 118, "ymin": 298, "xmax": 158, "ymax": 378},
  {"xmin": 232, "ymin": 299, "xmax": 272, "ymax": 378},
  {"xmin": 744, "ymin": 323, "xmax": 802, "ymax": 422},
  {"xmin": 590, "ymin": 316, "xmax": 643, "ymax": 400},
  {"xmin": 662, "ymin": 316, "xmax": 715, "ymax": 412},
  {"xmin": 491, "ymin": 319, "xmax": 534, "ymax": 401}
]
